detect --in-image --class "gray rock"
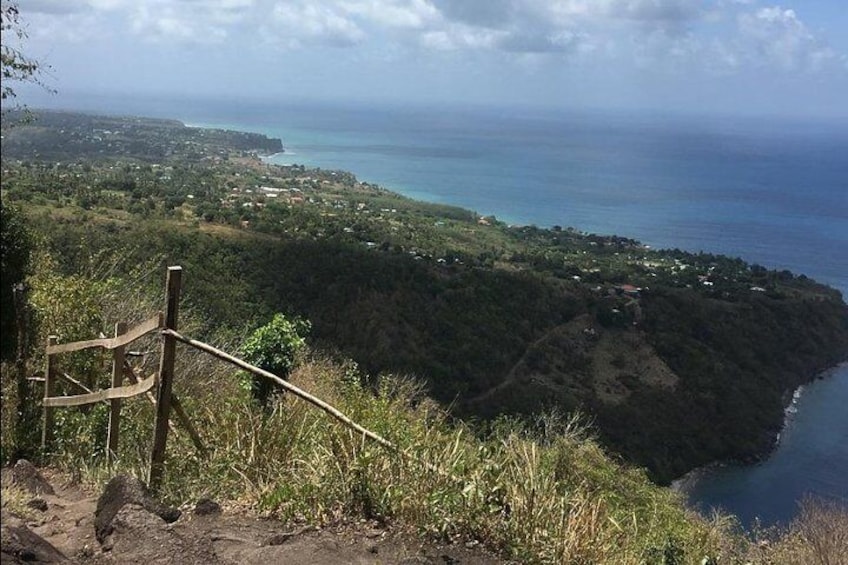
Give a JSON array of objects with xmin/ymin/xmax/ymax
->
[
  {"xmin": 0, "ymin": 511, "xmax": 67, "ymax": 563},
  {"xmin": 194, "ymin": 498, "xmax": 221, "ymax": 516},
  {"xmin": 3, "ymin": 460, "xmax": 55, "ymax": 496},
  {"xmin": 26, "ymin": 498, "xmax": 49, "ymax": 512},
  {"xmin": 94, "ymin": 475, "xmax": 180, "ymax": 544}
]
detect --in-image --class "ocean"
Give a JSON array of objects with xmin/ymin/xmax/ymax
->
[{"xmin": 32, "ymin": 93, "xmax": 848, "ymax": 528}]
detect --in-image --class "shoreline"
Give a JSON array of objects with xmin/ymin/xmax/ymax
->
[{"xmin": 672, "ymin": 362, "xmax": 848, "ymax": 500}]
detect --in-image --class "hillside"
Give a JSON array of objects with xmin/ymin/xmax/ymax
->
[{"xmin": 3, "ymin": 109, "xmax": 847, "ymax": 484}]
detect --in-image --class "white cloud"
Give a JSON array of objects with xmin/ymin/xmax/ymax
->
[
  {"xmin": 737, "ymin": 6, "xmax": 840, "ymax": 71},
  {"xmin": 270, "ymin": 2, "xmax": 365, "ymax": 47},
  {"xmin": 16, "ymin": 0, "xmax": 847, "ymax": 76},
  {"xmin": 338, "ymin": 0, "xmax": 438, "ymax": 29}
]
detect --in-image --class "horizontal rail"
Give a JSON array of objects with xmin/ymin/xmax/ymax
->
[
  {"xmin": 43, "ymin": 372, "xmax": 156, "ymax": 408},
  {"xmin": 47, "ymin": 314, "xmax": 163, "ymax": 355}
]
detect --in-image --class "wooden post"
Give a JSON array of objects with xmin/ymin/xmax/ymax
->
[
  {"xmin": 149, "ymin": 267, "xmax": 182, "ymax": 491},
  {"xmin": 107, "ymin": 322, "xmax": 127, "ymax": 463},
  {"xmin": 13, "ymin": 283, "xmax": 32, "ymax": 459},
  {"xmin": 41, "ymin": 335, "xmax": 58, "ymax": 453}
]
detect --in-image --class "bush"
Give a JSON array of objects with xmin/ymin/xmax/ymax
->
[{"xmin": 240, "ymin": 313, "xmax": 310, "ymax": 408}]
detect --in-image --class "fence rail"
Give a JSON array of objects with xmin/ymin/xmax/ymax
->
[
  {"xmin": 43, "ymin": 373, "xmax": 156, "ymax": 408},
  {"xmin": 45, "ymin": 314, "xmax": 163, "ymax": 355}
]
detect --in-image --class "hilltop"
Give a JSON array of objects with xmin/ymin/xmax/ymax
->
[{"xmin": 2, "ymin": 109, "xmax": 847, "ymax": 485}]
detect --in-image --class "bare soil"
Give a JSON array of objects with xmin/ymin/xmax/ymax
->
[{"xmin": 1, "ymin": 465, "xmax": 511, "ymax": 564}]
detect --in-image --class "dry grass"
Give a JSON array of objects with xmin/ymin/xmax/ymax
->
[{"xmin": 754, "ymin": 497, "xmax": 848, "ymax": 565}]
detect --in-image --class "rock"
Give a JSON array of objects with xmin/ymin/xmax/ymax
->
[
  {"xmin": 4, "ymin": 460, "xmax": 55, "ymax": 496},
  {"xmin": 264, "ymin": 532, "xmax": 295, "ymax": 546},
  {"xmin": 27, "ymin": 498, "xmax": 49, "ymax": 512},
  {"xmin": 194, "ymin": 498, "xmax": 221, "ymax": 516},
  {"xmin": 0, "ymin": 512, "xmax": 67, "ymax": 563},
  {"xmin": 104, "ymin": 504, "xmax": 222, "ymax": 564},
  {"xmin": 94, "ymin": 475, "xmax": 180, "ymax": 544}
]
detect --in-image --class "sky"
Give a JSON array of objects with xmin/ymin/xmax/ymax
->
[{"xmin": 8, "ymin": 0, "xmax": 848, "ymax": 117}]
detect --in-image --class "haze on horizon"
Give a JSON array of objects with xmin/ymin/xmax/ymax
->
[{"xmin": 9, "ymin": 0, "xmax": 848, "ymax": 119}]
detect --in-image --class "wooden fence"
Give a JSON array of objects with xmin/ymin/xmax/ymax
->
[{"xmin": 41, "ymin": 266, "xmax": 412, "ymax": 492}]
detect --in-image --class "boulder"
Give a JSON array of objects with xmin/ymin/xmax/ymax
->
[
  {"xmin": 94, "ymin": 475, "xmax": 180, "ymax": 544},
  {"xmin": 0, "ymin": 511, "xmax": 67, "ymax": 563},
  {"xmin": 2, "ymin": 460, "xmax": 55, "ymax": 496}
]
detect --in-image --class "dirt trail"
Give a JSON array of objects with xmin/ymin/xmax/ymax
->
[{"xmin": 2, "ymin": 464, "xmax": 509, "ymax": 564}]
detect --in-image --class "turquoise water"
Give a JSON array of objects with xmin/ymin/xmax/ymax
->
[{"xmin": 30, "ymin": 94, "xmax": 848, "ymax": 527}]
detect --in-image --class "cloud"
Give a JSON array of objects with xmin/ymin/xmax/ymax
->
[
  {"xmin": 269, "ymin": 2, "xmax": 365, "ymax": 48},
  {"xmin": 338, "ymin": 0, "xmax": 438, "ymax": 29},
  {"xmin": 18, "ymin": 0, "xmax": 89, "ymax": 15},
  {"xmin": 496, "ymin": 29, "xmax": 585, "ymax": 54},
  {"xmin": 737, "ymin": 6, "xmax": 841, "ymax": 71},
  {"xmin": 128, "ymin": 2, "xmax": 235, "ymax": 44},
  {"xmin": 16, "ymin": 0, "xmax": 847, "ymax": 76}
]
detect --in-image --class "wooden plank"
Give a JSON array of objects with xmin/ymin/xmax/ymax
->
[
  {"xmin": 149, "ymin": 266, "xmax": 182, "ymax": 491},
  {"xmin": 170, "ymin": 395, "xmax": 207, "ymax": 458},
  {"xmin": 41, "ymin": 336, "xmax": 58, "ymax": 452},
  {"xmin": 123, "ymin": 362, "xmax": 158, "ymax": 406},
  {"xmin": 43, "ymin": 373, "xmax": 156, "ymax": 407},
  {"xmin": 107, "ymin": 322, "xmax": 127, "ymax": 462},
  {"xmin": 46, "ymin": 314, "xmax": 163, "ymax": 355}
]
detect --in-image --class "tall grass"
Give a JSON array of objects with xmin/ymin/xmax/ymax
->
[
  {"xmin": 4, "ymin": 255, "xmax": 844, "ymax": 563},
  {"xmin": 45, "ymin": 345, "xmax": 731, "ymax": 564}
]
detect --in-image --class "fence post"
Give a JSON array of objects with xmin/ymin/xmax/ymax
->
[
  {"xmin": 41, "ymin": 335, "xmax": 58, "ymax": 454},
  {"xmin": 107, "ymin": 321, "xmax": 127, "ymax": 464},
  {"xmin": 149, "ymin": 266, "xmax": 182, "ymax": 491}
]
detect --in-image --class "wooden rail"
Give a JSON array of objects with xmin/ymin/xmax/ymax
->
[
  {"xmin": 42, "ymin": 373, "xmax": 156, "ymax": 407},
  {"xmin": 46, "ymin": 314, "xmax": 163, "ymax": 355},
  {"xmin": 41, "ymin": 305, "xmax": 166, "ymax": 461}
]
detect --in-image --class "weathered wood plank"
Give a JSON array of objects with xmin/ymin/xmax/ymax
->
[
  {"xmin": 41, "ymin": 336, "xmax": 58, "ymax": 452},
  {"xmin": 107, "ymin": 322, "xmax": 127, "ymax": 461},
  {"xmin": 46, "ymin": 314, "xmax": 163, "ymax": 355},
  {"xmin": 43, "ymin": 373, "xmax": 156, "ymax": 407},
  {"xmin": 149, "ymin": 266, "xmax": 181, "ymax": 491},
  {"xmin": 170, "ymin": 395, "xmax": 207, "ymax": 457}
]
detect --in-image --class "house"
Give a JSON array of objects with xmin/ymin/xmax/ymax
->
[{"xmin": 617, "ymin": 284, "xmax": 641, "ymax": 297}]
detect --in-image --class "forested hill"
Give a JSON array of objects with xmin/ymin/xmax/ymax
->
[
  {"xmin": 0, "ymin": 110, "xmax": 282, "ymax": 163},
  {"xmin": 3, "ymin": 110, "xmax": 847, "ymax": 483}
]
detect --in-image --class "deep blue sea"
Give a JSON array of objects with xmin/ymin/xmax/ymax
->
[{"xmin": 34, "ymin": 93, "xmax": 848, "ymax": 528}]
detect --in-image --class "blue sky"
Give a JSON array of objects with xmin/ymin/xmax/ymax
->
[{"xmin": 10, "ymin": 0, "xmax": 848, "ymax": 117}]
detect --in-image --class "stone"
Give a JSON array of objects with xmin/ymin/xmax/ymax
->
[{"xmin": 94, "ymin": 475, "xmax": 180, "ymax": 544}]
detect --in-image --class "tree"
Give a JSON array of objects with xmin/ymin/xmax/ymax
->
[
  {"xmin": 0, "ymin": 200, "xmax": 32, "ymax": 361},
  {"xmin": 1, "ymin": 1, "xmax": 53, "ymax": 116},
  {"xmin": 240, "ymin": 313, "xmax": 310, "ymax": 408}
]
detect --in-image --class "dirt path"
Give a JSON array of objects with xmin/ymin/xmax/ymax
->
[{"xmin": 2, "ymin": 464, "xmax": 510, "ymax": 564}]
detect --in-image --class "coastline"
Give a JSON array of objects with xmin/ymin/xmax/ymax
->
[
  {"xmin": 6, "ymin": 109, "xmax": 847, "ymax": 528},
  {"xmin": 674, "ymin": 362, "xmax": 848, "ymax": 528},
  {"xmin": 239, "ymin": 119, "xmax": 848, "ymax": 494},
  {"xmin": 673, "ymin": 362, "xmax": 848, "ymax": 496}
]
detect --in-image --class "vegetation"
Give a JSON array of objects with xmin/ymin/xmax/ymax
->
[
  {"xmin": 1, "ymin": 109, "xmax": 847, "ymax": 562},
  {"xmin": 2, "ymin": 110, "xmax": 847, "ymax": 484},
  {"xmin": 241, "ymin": 313, "xmax": 310, "ymax": 407},
  {"xmin": 0, "ymin": 200, "xmax": 31, "ymax": 360}
]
